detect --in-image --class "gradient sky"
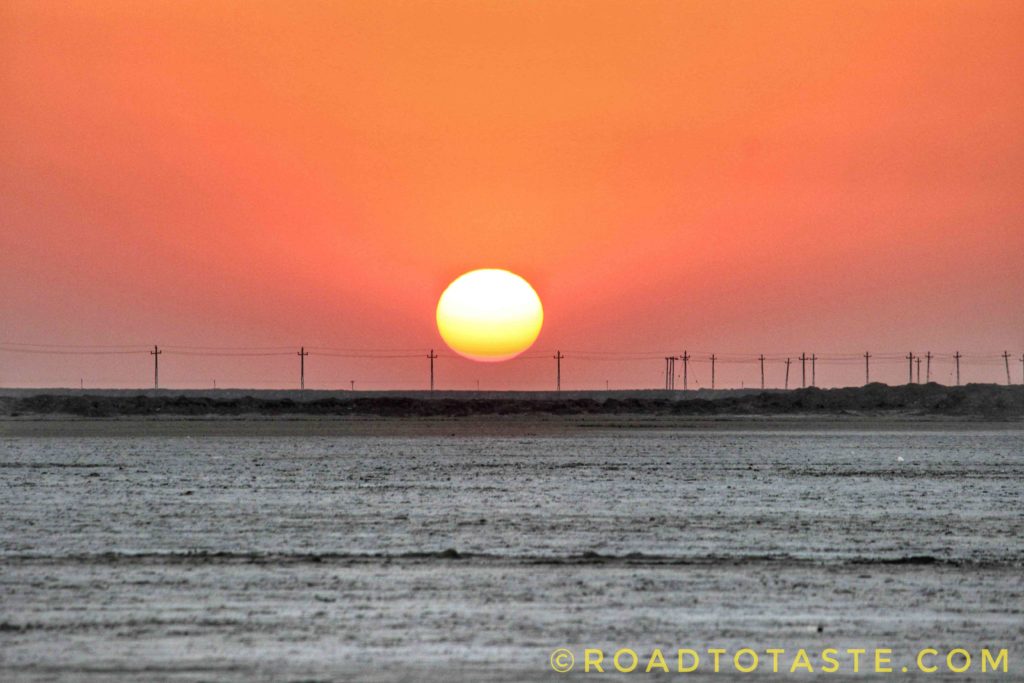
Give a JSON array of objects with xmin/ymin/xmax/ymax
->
[{"xmin": 2, "ymin": 0, "xmax": 1022, "ymax": 390}]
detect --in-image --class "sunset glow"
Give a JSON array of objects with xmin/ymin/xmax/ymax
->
[{"xmin": 1, "ymin": 1, "xmax": 1022, "ymax": 389}]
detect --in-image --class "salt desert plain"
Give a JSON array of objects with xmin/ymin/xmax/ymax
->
[{"xmin": 1, "ymin": 401, "xmax": 1022, "ymax": 681}]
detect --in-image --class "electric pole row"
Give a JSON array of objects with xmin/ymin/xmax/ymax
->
[
  {"xmin": 72, "ymin": 345, "xmax": 1024, "ymax": 392},
  {"xmin": 660, "ymin": 349, "xmax": 986, "ymax": 390}
]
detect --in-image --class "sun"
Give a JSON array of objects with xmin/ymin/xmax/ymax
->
[{"xmin": 436, "ymin": 269, "xmax": 544, "ymax": 362}]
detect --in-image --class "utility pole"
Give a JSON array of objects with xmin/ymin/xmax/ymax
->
[
  {"xmin": 785, "ymin": 358, "xmax": 791, "ymax": 390},
  {"xmin": 799, "ymin": 352, "xmax": 807, "ymax": 388},
  {"xmin": 906, "ymin": 352, "xmax": 914, "ymax": 384},
  {"xmin": 811, "ymin": 353, "xmax": 817, "ymax": 387},
  {"xmin": 554, "ymin": 350, "xmax": 564, "ymax": 391},
  {"xmin": 350, "ymin": 380, "xmax": 355, "ymax": 391},
  {"xmin": 1003, "ymin": 351, "xmax": 1012, "ymax": 385},
  {"xmin": 681, "ymin": 351, "xmax": 690, "ymax": 390},
  {"xmin": 759, "ymin": 354, "xmax": 765, "ymax": 389},
  {"xmin": 954, "ymin": 351, "xmax": 961, "ymax": 386},
  {"xmin": 925, "ymin": 351, "xmax": 933, "ymax": 383},
  {"xmin": 665, "ymin": 357, "xmax": 676, "ymax": 390},
  {"xmin": 710, "ymin": 354, "xmax": 717, "ymax": 390},
  {"xmin": 864, "ymin": 351, "xmax": 871, "ymax": 385},
  {"xmin": 297, "ymin": 346, "xmax": 308, "ymax": 391},
  {"xmin": 151, "ymin": 345, "xmax": 162, "ymax": 390},
  {"xmin": 915, "ymin": 356, "xmax": 922, "ymax": 384},
  {"xmin": 428, "ymin": 349, "xmax": 437, "ymax": 392}
]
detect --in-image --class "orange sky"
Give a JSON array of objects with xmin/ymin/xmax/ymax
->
[{"xmin": 2, "ymin": 0, "xmax": 1022, "ymax": 389}]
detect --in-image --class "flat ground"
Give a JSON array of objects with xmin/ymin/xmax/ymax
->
[{"xmin": 1, "ymin": 425, "xmax": 1020, "ymax": 681}]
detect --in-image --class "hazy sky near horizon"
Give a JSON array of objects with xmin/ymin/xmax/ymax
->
[{"xmin": 2, "ymin": 0, "xmax": 1022, "ymax": 390}]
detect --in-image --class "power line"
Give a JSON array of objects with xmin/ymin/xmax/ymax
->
[
  {"xmin": 0, "ymin": 341, "xmax": 151, "ymax": 350},
  {"xmin": 313, "ymin": 352, "xmax": 424, "ymax": 359},
  {"xmin": 165, "ymin": 350, "xmax": 293, "ymax": 357},
  {"xmin": 163, "ymin": 345, "xmax": 296, "ymax": 351},
  {"xmin": 0, "ymin": 347, "xmax": 148, "ymax": 356},
  {"xmin": 3, "ymin": 342, "xmax": 1020, "ymax": 390},
  {"xmin": 2, "ymin": 343, "xmax": 1015, "ymax": 360}
]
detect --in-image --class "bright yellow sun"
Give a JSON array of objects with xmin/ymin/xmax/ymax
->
[{"xmin": 436, "ymin": 269, "xmax": 544, "ymax": 362}]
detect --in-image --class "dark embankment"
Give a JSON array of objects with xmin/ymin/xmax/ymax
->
[{"xmin": 2, "ymin": 383, "xmax": 1023, "ymax": 418}]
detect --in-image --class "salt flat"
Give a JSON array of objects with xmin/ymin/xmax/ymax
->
[{"xmin": 1, "ymin": 425, "xmax": 1021, "ymax": 680}]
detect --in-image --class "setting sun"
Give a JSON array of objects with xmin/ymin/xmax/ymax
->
[{"xmin": 436, "ymin": 269, "xmax": 543, "ymax": 362}]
